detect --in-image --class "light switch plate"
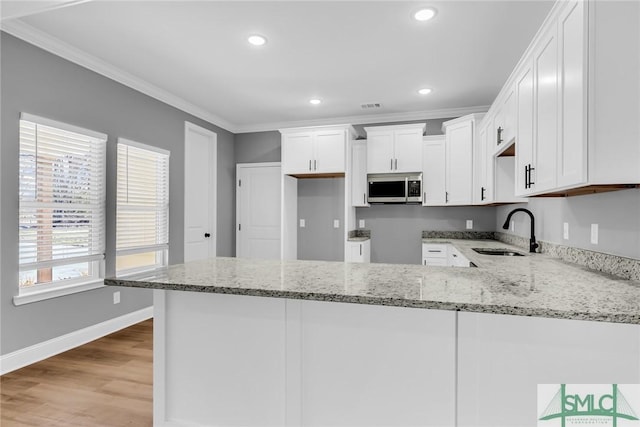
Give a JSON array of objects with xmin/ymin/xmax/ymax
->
[
  {"xmin": 591, "ymin": 224, "xmax": 598, "ymax": 244},
  {"xmin": 359, "ymin": 219, "xmax": 365, "ymax": 228},
  {"xmin": 299, "ymin": 219, "xmax": 305, "ymax": 228},
  {"xmin": 466, "ymin": 220, "xmax": 473, "ymax": 230},
  {"xmin": 113, "ymin": 291, "xmax": 120, "ymax": 304},
  {"xmin": 563, "ymin": 222, "xmax": 569, "ymax": 240},
  {"xmin": 333, "ymin": 219, "xmax": 340, "ymax": 229}
]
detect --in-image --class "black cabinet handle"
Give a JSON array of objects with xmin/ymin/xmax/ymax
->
[
  {"xmin": 481, "ymin": 187, "xmax": 486, "ymax": 201},
  {"xmin": 394, "ymin": 158, "xmax": 398, "ymax": 170},
  {"xmin": 360, "ymin": 244, "xmax": 362, "ymax": 256},
  {"xmin": 445, "ymin": 191, "xmax": 449, "ymax": 203},
  {"xmin": 525, "ymin": 165, "xmax": 530, "ymax": 189},
  {"xmin": 497, "ymin": 126, "xmax": 504, "ymax": 145},
  {"xmin": 363, "ymin": 193, "xmax": 366, "ymax": 204},
  {"xmin": 309, "ymin": 160, "xmax": 312, "ymax": 171},
  {"xmin": 314, "ymin": 159, "xmax": 317, "ymax": 170},
  {"xmin": 205, "ymin": 232, "xmax": 211, "ymax": 238},
  {"xmin": 390, "ymin": 158, "xmax": 393, "ymax": 170}
]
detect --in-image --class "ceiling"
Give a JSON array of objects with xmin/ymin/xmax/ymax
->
[{"xmin": 1, "ymin": 1, "xmax": 554, "ymax": 133}]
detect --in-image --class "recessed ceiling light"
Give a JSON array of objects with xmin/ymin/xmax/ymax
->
[
  {"xmin": 418, "ymin": 88, "xmax": 433, "ymax": 95},
  {"xmin": 414, "ymin": 8, "xmax": 437, "ymax": 22},
  {"xmin": 309, "ymin": 99, "xmax": 322, "ymax": 105},
  {"xmin": 248, "ymin": 35, "xmax": 267, "ymax": 46}
]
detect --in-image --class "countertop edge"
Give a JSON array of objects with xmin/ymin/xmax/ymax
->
[{"xmin": 105, "ymin": 278, "xmax": 640, "ymax": 325}]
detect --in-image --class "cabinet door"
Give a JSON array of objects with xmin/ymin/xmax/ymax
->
[
  {"xmin": 501, "ymin": 87, "xmax": 516, "ymax": 145},
  {"xmin": 458, "ymin": 312, "xmax": 640, "ymax": 427},
  {"xmin": 474, "ymin": 122, "xmax": 491, "ymax": 205},
  {"xmin": 367, "ymin": 131, "xmax": 395, "ymax": 174},
  {"xmin": 533, "ymin": 25, "xmax": 559, "ymax": 193},
  {"xmin": 282, "ymin": 132, "xmax": 314, "ymax": 174},
  {"xmin": 515, "ymin": 62, "xmax": 535, "ymax": 196},
  {"xmin": 314, "ymin": 129, "xmax": 345, "ymax": 173},
  {"xmin": 445, "ymin": 121, "xmax": 474, "ymax": 205},
  {"xmin": 393, "ymin": 128, "xmax": 423, "ymax": 173},
  {"xmin": 557, "ymin": 0, "xmax": 587, "ymax": 188},
  {"xmin": 422, "ymin": 137, "xmax": 446, "ymax": 206},
  {"xmin": 351, "ymin": 141, "xmax": 369, "ymax": 207}
]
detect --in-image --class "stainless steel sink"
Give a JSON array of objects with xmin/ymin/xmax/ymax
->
[{"xmin": 472, "ymin": 248, "xmax": 525, "ymax": 256}]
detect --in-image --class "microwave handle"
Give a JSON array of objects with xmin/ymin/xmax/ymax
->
[{"xmin": 405, "ymin": 177, "xmax": 409, "ymax": 202}]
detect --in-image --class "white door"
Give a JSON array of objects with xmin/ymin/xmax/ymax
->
[
  {"xmin": 446, "ymin": 121, "xmax": 474, "ymax": 205},
  {"xmin": 236, "ymin": 163, "xmax": 281, "ymax": 260},
  {"xmin": 184, "ymin": 122, "xmax": 217, "ymax": 262},
  {"xmin": 282, "ymin": 132, "xmax": 314, "ymax": 174},
  {"xmin": 393, "ymin": 128, "xmax": 423, "ymax": 173},
  {"xmin": 366, "ymin": 131, "xmax": 395, "ymax": 174},
  {"xmin": 313, "ymin": 130, "xmax": 345, "ymax": 173},
  {"xmin": 422, "ymin": 136, "xmax": 446, "ymax": 206}
]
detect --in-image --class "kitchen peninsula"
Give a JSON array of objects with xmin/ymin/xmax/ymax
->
[{"xmin": 106, "ymin": 240, "xmax": 640, "ymax": 427}]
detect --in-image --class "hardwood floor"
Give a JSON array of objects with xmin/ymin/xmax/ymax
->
[{"xmin": 1, "ymin": 319, "xmax": 153, "ymax": 427}]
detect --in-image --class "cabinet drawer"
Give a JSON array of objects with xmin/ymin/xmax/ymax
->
[
  {"xmin": 422, "ymin": 244, "xmax": 448, "ymax": 258},
  {"xmin": 422, "ymin": 258, "xmax": 449, "ymax": 267}
]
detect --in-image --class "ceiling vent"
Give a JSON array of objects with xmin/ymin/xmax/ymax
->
[{"xmin": 360, "ymin": 103, "xmax": 383, "ymax": 109}]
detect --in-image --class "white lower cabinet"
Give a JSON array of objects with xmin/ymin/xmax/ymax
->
[
  {"xmin": 299, "ymin": 301, "xmax": 456, "ymax": 427},
  {"xmin": 457, "ymin": 312, "xmax": 640, "ymax": 427},
  {"xmin": 346, "ymin": 239, "xmax": 370, "ymax": 263},
  {"xmin": 422, "ymin": 243, "xmax": 471, "ymax": 267}
]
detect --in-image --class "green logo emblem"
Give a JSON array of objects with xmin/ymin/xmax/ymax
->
[{"xmin": 539, "ymin": 384, "xmax": 639, "ymax": 426}]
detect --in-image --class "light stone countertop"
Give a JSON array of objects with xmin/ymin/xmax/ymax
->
[
  {"xmin": 105, "ymin": 239, "xmax": 640, "ymax": 324},
  {"xmin": 347, "ymin": 236, "xmax": 371, "ymax": 242}
]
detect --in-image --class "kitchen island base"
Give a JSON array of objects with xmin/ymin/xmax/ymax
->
[{"xmin": 153, "ymin": 290, "xmax": 639, "ymax": 427}]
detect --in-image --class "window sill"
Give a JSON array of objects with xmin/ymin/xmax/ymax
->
[{"xmin": 13, "ymin": 280, "xmax": 105, "ymax": 306}]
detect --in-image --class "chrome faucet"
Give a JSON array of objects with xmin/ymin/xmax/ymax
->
[{"xmin": 502, "ymin": 208, "xmax": 539, "ymax": 253}]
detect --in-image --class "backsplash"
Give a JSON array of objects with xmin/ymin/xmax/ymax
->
[
  {"xmin": 496, "ymin": 189, "xmax": 640, "ymax": 260},
  {"xmin": 494, "ymin": 232, "xmax": 640, "ymax": 282}
]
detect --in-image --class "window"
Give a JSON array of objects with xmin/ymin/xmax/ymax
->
[
  {"xmin": 116, "ymin": 139, "xmax": 169, "ymax": 276},
  {"xmin": 18, "ymin": 113, "xmax": 107, "ymax": 295}
]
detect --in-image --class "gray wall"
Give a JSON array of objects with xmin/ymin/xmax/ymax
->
[
  {"xmin": 235, "ymin": 131, "xmax": 281, "ymax": 164},
  {"xmin": 357, "ymin": 205, "xmax": 497, "ymax": 264},
  {"xmin": 297, "ymin": 178, "xmax": 345, "ymax": 261},
  {"xmin": 1, "ymin": 33, "xmax": 235, "ymax": 355},
  {"xmin": 496, "ymin": 189, "xmax": 640, "ymax": 259}
]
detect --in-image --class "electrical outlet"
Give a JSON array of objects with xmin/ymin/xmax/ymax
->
[
  {"xmin": 359, "ymin": 219, "xmax": 365, "ymax": 228},
  {"xmin": 113, "ymin": 291, "xmax": 120, "ymax": 304},
  {"xmin": 333, "ymin": 219, "xmax": 340, "ymax": 229},
  {"xmin": 299, "ymin": 219, "xmax": 305, "ymax": 228},
  {"xmin": 563, "ymin": 222, "xmax": 569, "ymax": 240},
  {"xmin": 510, "ymin": 220, "xmax": 515, "ymax": 232},
  {"xmin": 466, "ymin": 220, "xmax": 473, "ymax": 230},
  {"xmin": 591, "ymin": 223, "xmax": 599, "ymax": 244}
]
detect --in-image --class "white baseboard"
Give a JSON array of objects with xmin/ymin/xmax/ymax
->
[{"xmin": 0, "ymin": 306, "xmax": 153, "ymax": 375}]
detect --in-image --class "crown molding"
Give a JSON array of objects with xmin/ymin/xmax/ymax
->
[
  {"xmin": 1, "ymin": 20, "xmax": 238, "ymax": 133},
  {"xmin": 233, "ymin": 105, "xmax": 490, "ymax": 134},
  {"xmin": 0, "ymin": 1, "xmax": 92, "ymax": 22}
]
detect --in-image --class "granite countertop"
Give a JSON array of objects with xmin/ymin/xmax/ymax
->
[
  {"xmin": 347, "ymin": 236, "xmax": 370, "ymax": 242},
  {"xmin": 106, "ymin": 238, "xmax": 640, "ymax": 325}
]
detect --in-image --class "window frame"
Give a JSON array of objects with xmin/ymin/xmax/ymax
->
[
  {"xmin": 15, "ymin": 113, "xmax": 107, "ymax": 305},
  {"xmin": 115, "ymin": 138, "xmax": 170, "ymax": 278}
]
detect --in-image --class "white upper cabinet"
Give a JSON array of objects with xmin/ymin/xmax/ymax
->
[
  {"xmin": 422, "ymin": 136, "xmax": 446, "ymax": 206},
  {"xmin": 442, "ymin": 114, "xmax": 484, "ymax": 206},
  {"xmin": 473, "ymin": 118, "xmax": 493, "ymax": 205},
  {"xmin": 501, "ymin": 0, "xmax": 640, "ymax": 197},
  {"xmin": 351, "ymin": 140, "xmax": 369, "ymax": 207},
  {"xmin": 281, "ymin": 125, "xmax": 356, "ymax": 175},
  {"xmin": 365, "ymin": 124, "xmax": 425, "ymax": 174}
]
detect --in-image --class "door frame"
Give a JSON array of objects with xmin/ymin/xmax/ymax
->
[
  {"xmin": 184, "ymin": 121, "xmax": 217, "ymax": 261},
  {"xmin": 235, "ymin": 162, "xmax": 281, "ymax": 258}
]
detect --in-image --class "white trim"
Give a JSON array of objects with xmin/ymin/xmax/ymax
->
[
  {"xmin": 0, "ymin": 306, "xmax": 153, "ymax": 375},
  {"xmin": 0, "ymin": 1, "xmax": 92, "ymax": 22},
  {"xmin": 117, "ymin": 137, "xmax": 170, "ymax": 156},
  {"xmin": 3, "ymin": 20, "xmax": 236, "ymax": 132},
  {"xmin": 13, "ymin": 279, "xmax": 105, "ymax": 306},
  {"xmin": 238, "ymin": 105, "xmax": 490, "ymax": 134},
  {"xmin": 18, "ymin": 254, "xmax": 104, "ymax": 271},
  {"xmin": 363, "ymin": 122, "xmax": 427, "ymax": 133},
  {"xmin": 20, "ymin": 112, "xmax": 107, "ymax": 141}
]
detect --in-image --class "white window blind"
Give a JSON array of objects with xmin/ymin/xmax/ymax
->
[
  {"xmin": 116, "ymin": 139, "xmax": 170, "ymax": 275},
  {"xmin": 18, "ymin": 113, "xmax": 107, "ymax": 292}
]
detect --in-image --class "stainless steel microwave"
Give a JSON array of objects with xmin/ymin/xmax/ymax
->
[{"xmin": 367, "ymin": 173, "xmax": 423, "ymax": 204}]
